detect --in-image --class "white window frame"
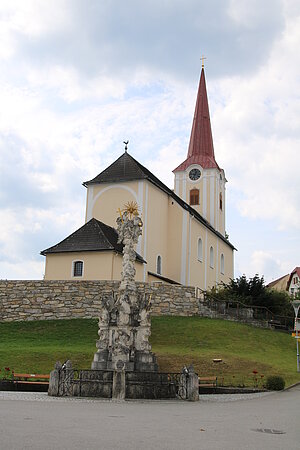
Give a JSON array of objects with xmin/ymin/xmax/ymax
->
[
  {"xmin": 72, "ymin": 260, "xmax": 84, "ymax": 278},
  {"xmin": 197, "ymin": 238, "xmax": 203, "ymax": 262}
]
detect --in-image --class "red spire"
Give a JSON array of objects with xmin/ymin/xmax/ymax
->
[{"xmin": 173, "ymin": 68, "xmax": 220, "ymax": 172}]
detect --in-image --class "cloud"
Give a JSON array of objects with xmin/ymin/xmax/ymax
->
[
  {"xmin": 244, "ymin": 250, "xmax": 292, "ymax": 283},
  {"xmin": 211, "ymin": 6, "xmax": 300, "ymax": 231},
  {"xmin": 1, "ymin": 0, "xmax": 284, "ymax": 81},
  {"xmin": 0, "ymin": 0, "xmax": 298, "ymax": 281}
]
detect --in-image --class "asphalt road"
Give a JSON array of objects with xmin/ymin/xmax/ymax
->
[{"xmin": 0, "ymin": 386, "xmax": 299, "ymax": 450}]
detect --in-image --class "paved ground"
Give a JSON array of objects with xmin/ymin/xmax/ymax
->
[{"xmin": 0, "ymin": 386, "xmax": 299, "ymax": 450}]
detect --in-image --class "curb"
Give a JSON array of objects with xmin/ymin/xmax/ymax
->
[{"xmin": 284, "ymin": 380, "xmax": 300, "ymax": 391}]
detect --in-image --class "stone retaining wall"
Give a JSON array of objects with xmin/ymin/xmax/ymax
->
[{"xmin": 0, "ymin": 280, "xmax": 198, "ymax": 322}]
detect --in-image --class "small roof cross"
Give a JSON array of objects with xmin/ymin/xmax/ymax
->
[{"xmin": 200, "ymin": 55, "xmax": 206, "ymax": 68}]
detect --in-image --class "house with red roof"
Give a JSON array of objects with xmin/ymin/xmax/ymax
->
[{"xmin": 287, "ymin": 267, "xmax": 300, "ymax": 297}]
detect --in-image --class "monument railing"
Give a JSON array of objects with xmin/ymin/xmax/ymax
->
[
  {"xmin": 198, "ymin": 289, "xmax": 294, "ymax": 330},
  {"xmin": 57, "ymin": 367, "xmax": 187, "ymax": 399}
]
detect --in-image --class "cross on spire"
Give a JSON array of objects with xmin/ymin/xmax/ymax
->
[{"xmin": 200, "ymin": 55, "xmax": 206, "ymax": 68}]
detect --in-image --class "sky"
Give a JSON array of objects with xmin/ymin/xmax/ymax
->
[{"xmin": 0, "ymin": 0, "xmax": 299, "ymax": 284}]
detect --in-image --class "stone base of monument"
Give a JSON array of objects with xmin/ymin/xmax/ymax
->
[
  {"xmin": 134, "ymin": 351, "xmax": 158, "ymax": 372},
  {"xmin": 91, "ymin": 350, "xmax": 158, "ymax": 373},
  {"xmin": 48, "ymin": 361, "xmax": 199, "ymax": 401},
  {"xmin": 91, "ymin": 351, "xmax": 135, "ymax": 372}
]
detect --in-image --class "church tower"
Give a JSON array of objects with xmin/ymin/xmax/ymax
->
[{"xmin": 173, "ymin": 67, "xmax": 226, "ymax": 236}]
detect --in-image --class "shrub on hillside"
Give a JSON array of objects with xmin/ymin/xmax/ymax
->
[
  {"xmin": 265, "ymin": 375, "xmax": 285, "ymax": 391},
  {"xmin": 205, "ymin": 275, "xmax": 294, "ymax": 318}
]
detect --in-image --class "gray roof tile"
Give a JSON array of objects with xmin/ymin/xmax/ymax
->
[{"xmin": 41, "ymin": 218, "xmax": 145, "ymax": 263}]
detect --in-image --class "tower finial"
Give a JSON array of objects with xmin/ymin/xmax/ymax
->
[
  {"xmin": 200, "ymin": 55, "xmax": 206, "ymax": 68},
  {"xmin": 123, "ymin": 140, "xmax": 129, "ymax": 152}
]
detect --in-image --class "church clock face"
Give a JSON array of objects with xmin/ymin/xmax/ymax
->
[{"xmin": 189, "ymin": 168, "xmax": 201, "ymax": 181}]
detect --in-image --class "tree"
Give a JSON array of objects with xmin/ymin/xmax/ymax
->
[{"xmin": 205, "ymin": 274, "xmax": 293, "ymax": 316}]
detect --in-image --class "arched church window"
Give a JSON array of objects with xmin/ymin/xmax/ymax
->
[
  {"xmin": 157, "ymin": 255, "xmax": 162, "ymax": 275},
  {"xmin": 219, "ymin": 192, "xmax": 223, "ymax": 210},
  {"xmin": 73, "ymin": 260, "xmax": 83, "ymax": 277},
  {"xmin": 197, "ymin": 238, "xmax": 203, "ymax": 262},
  {"xmin": 190, "ymin": 189, "xmax": 199, "ymax": 206},
  {"xmin": 220, "ymin": 254, "xmax": 225, "ymax": 274},
  {"xmin": 209, "ymin": 247, "xmax": 214, "ymax": 268}
]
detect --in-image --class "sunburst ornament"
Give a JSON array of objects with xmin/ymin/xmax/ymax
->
[{"xmin": 123, "ymin": 201, "xmax": 139, "ymax": 219}]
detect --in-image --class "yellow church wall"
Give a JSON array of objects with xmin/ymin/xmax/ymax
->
[
  {"xmin": 218, "ymin": 240, "xmax": 234, "ymax": 285},
  {"xmin": 51, "ymin": 167, "xmax": 233, "ymax": 288},
  {"xmin": 182, "ymin": 169, "xmax": 227, "ymax": 237},
  {"xmin": 206, "ymin": 233, "xmax": 218, "ymax": 289},
  {"xmin": 85, "ymin": 180, "xmax": 147, "ymax": 263},
  {"xmin": 112, "ymin": 253, "xmax": 144, "ymax": 281},
  {"xmin": 188, "ymin": 219, "xmax": 206, "ymax": 289},
  {"xmin": 187, "ymin": 221, "xmax": 233, "ymax": 290},
  {"xmin": 44, "ymin": 251, "xmax": 144, "ymax": 281},
  {"xmin": 87, "ymin": 181, "xmax": 142, "ymax": 228},
  {"xmin": 166, "ymin": 198, "xmax": 184, "ymax": 284},
  {"xmin": 184, "ymin": 170, "xmax": 219, "ymax": 232},
  {"xmin": 144, "ymin": 183, "xmax": 169, "ymax": 277},
  {"xmin": 185, "ymin": 176, "xmax": 203, "ymax": 216}
]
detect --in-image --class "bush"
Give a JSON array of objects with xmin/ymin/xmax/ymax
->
[
  {"xmin": 205, "ymin": 274, "xmax": 294, "ymax": 317},
  {"xmin": 266, "ymin": 375, "xmax": 285, "ymax": 391}
]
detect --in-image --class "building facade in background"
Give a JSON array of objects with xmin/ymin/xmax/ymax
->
[
  {"xmin": 287, "ymin": 267, "xmax": 300, "ymax": 297},
  {"xmin": 42, "ymin": 68, "xmax": 235, "ymax": 289},
  {"xmin": 267, "ymin": 267, "xmax": 300, "ymax": 297}
]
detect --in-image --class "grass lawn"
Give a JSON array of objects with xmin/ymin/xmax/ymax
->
[{"xmin": 0, "ymin": 316, "xmax": 299, "ymax": 387}]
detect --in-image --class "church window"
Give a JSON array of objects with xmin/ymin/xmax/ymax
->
[
  {"xmin": 190, "ymin": 189, "xmax": 199, "ymax": 206},
  {"xmin": 219, "ymin": 192, "xmax": 223, "ymax": 210},
  {"xmin": 209, "ymin": 246, "xmax": 214, "ymax": 268},
  {"xmin": 220, "ymin": 254, "xmax": 225, "ymax": 274},
  {"xmin": 73, "ymin": 260, "xmax": 83, "ymax": 277},
  {"xmin": 156, "ymin": 255, "xmax": 162, "ymax": 275},
  {"xmin": 197, "ymin": 238, "xmax": 203, "ymax": 262}
]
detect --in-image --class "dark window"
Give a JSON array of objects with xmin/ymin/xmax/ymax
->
[
  {"xmin": 157, "ymin": 255, "xmax": 162, "ymax": 275},
  {"xmin": 219, "ymin": 192, "xmax": 223, "ymax": 210},
  {"xmin": 220, "ymin": 254, "xmax": 225, "ymax": 274},
  {"xmin": 210, "ymin": 247, "xmax": 214, "ymax": 268},
  {"xmin": 190, "ymin": 189, "xmax": 199, "ymax": 205},
  {"xmin": 73, "ymin": 261, "xmax": 83, "ymax": 277}
]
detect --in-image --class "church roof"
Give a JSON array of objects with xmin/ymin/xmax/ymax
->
[
  {"xmin": 173, "ymin": 68, "xmax": 220, "ymax": 172},
  {"xmin": 40, "ymin": 217, "xmax": 145, "ymax": 263},
  {"xmin": 83, "ymin": 152, "xmax": 235, "ymax": 250},
  {"xmin": 84, "ymin": 151, "xmax": 155, "ymax": 186}
]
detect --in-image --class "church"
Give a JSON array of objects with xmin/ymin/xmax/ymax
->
[{"xmin": 41, "ymin": 68, "xmax": 235, "ymax": 290}]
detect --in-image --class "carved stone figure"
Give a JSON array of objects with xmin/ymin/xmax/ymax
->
[
  {"xmin": 116, "ymin": 208, "xmax": 142, "ymax": 289},
  {"xmin": 92, "ymin": 203, "xmax": 156, "ymax": 372}
]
